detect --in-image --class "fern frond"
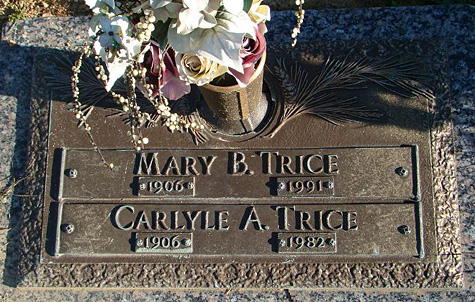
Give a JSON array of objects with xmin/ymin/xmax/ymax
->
[{"xmin": 267, "ymin": 55, "xmax": 434, "ymax": 138}]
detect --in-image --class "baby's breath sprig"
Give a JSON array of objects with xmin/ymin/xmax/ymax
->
[
  {"xmin": 93, "ymin": 54, "xmax": 108, "ymax": 86},
  {"xmin": 135, "ymin": 9, "xmax": 156, "ymax": 43},
  {"xmin": 70, "ymin": 7, "xmax": 207, "ymax": 157},
  {"xmin": 144, "ymin": 49, "xmax": 204, "ymax": 134},
  {"xmin": 291, "ymin": 0, "xmax": 305, "ymax": 47},
  {"xmin": 124, "ymin": 67, "xmax": 148, "ymax": 151},
  {"xmin": 71, "ymin": 45, "xmax": 114, "ymax": 170}
]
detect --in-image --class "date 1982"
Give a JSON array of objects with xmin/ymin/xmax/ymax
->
[{"xmin": 278, "ymin": 232, "xmax": 336, "ymax": 253}]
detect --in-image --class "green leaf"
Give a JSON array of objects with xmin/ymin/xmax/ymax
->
[
  {"xmin": 151, "ymin": 19, "xmax": 172, "ymax": 50},
  {"xmin": 243, "ymin": 0, "xmax": 253, "ymax": 12}
]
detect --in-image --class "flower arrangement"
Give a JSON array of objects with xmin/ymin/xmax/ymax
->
[
  {"xmin": 71, "ymin": 0, "xmax": 270, "ymax": 159},
  {"xmin": 88, "ymin": 0, "xmax": 271, "ymax": 91},
  {"xmin": 68, "ymin": 0, "xmax": 430, "ymax": 174}
]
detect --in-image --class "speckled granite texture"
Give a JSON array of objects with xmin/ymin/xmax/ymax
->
[{"xmin": 0, "ymin": 4, "xmax": 473, "ymax": 301}]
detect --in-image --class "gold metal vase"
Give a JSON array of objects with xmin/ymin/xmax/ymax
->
[{"xmin": 199, "ymin": 51, "xmax": 268, "ymax": 136}]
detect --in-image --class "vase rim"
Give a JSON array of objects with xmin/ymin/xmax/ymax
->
[{"xmin": 201, "ymin": 51, "xmax": 267, "ymax": 93}]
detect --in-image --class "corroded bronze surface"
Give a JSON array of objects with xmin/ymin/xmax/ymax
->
[{"xmin": 19, "ymin": 39, "xmax": 462, "ymax": 288}]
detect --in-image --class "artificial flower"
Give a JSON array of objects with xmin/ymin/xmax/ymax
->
[
  {"xmin": 223, "ymin": 0, "xmax": 243, "ymax": 15},
  {"xmin": 104, "ymin": 49, "xmax": 132, "ymax": 91},
  {"xmin": 91, "ymin": 15, "xmax": 142, "ymax": 90},
  {"xmin": 85, "ymin": 0, "xmax": 120, "ymax": 14},
  {"xmin": 229, "ymin": 26, "xmax": 266, "ymax": 87},
  {"xmin": 248, "ymin": 0, "xmax": 271, "ymax": 24},
  {"xmin": 91, "ymin": 15, "xmax": 129, "ymax": 50},
  {"xmin": 176, "ymin": 0, "xmax": 219, "ymax": 35},
  {"xmin": 168, "ymin": 8, "xmax": 255, "ymax": 73},
  {"xmin": 176, "ymin": 53, "xmax": 227, "ymax": 86},
  {"xmin": 92, "ymin": 15, "xmax": 141, "ymax": 60},
  {"xmin": 141, "ymin": 41, "xmax": 190, "ymax": 100},
  {"xmin": 83, "ymin": 0, "xmax": 270, "ymax": 97},
  {"xmin": 150, "ymin": 0, "xmax": 183, "ymax": 22}
]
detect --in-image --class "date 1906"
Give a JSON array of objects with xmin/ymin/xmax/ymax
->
[
  {"xmin": 137, "ymin": 176, "xmax": 195, "ymax": 197},
  {"xmin": 134, "ymin": 233, "xmax": 193, "ymax": 253}
]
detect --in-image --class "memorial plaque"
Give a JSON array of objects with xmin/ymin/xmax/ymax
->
[
  {"xmin": 53, "ymin": 203, "xmax": 422, "ymax": 259},
  {"xmin": 56, "ymin": 146, "xmax": 418, "ymax": 200},
  {"xmin": 47, "ymin": 143, "xmax": 424, "ymax": 263},
  {"xmin": 20, "ymin": 39, "xmax": 462, "ymax": 288}
]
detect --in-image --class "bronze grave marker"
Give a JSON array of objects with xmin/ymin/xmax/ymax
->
[{"xmin": 23, "ymin": 39, "xmax": 462, "ymax": 288}]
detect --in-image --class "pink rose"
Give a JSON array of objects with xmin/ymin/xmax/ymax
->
[
  {"xmin": 142, "ymin": 41, "xmax": 190, "ymax": 100},
  {"xmin": 229, "ymin": 26, "xmax": 267, "ymax": 87}
]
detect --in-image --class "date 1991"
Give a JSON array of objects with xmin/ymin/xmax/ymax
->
[{"xmin": 276, "ymin": 177, "xmax": 334, "ymax": 197}]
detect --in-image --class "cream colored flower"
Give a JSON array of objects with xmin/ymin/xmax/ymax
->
[
  {"xmin": 176, "ymin": 0, "xmax": 219, "ymax": 35},
  {"xmin": 248, "ymin": 0, "xmax": 271, "ymax": 24},
  {"xmin": 176, "ymin": 53, "xmax": 227, "ymax": 86},
  {"xmin": 149, "ymin": 0, "xmax": 182, "ymax": 22},
  {"xmin": 223, "ymin": 0, "xmax": 243, "ymax": 14}
]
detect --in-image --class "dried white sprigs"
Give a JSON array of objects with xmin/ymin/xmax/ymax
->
[
  {"xmin": 71, "ymin": 46, "xmax": 114, "ymax": 169},
  {"xmin": 71, "ymin": 42, "xmax": 204, "ymax": 164},
  {"xmin": 135, "ymin": 9, "xmax": 156, "ymax": 43},
  {"xmin": 291, "ymin": 0, "xmax": 305, "ymax": 47}
]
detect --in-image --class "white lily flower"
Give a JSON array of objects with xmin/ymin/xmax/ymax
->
[
  {"xmin": 169, "ymin": 9, "xmax": 255, "ymax": 73},
  {"xmin": 176, "ymin": 0, "xmax": 218, "ymax": 35},
  {"xmin": 223, "ymin": 0, "xmax": 243, "ymax": 15},
  {"xmin": 183, "ymin": 0, "xmax": 208, "ymax": 11},
  {"xmin": 150, "ymin": 1, "xmax": 183, "ymax": 22},
  {"xmin": 85, "ymin": 0, "xmax": 120, "ymax": 14},
  {"xmin": 122, "ymin": 37, "xmax": 142, "ymax": 60},
  {"xmin": 104, "ymin": 49, "xmax": 130, "ymax": 91},
  {"xmin": 92, "ymin": 15, "xmax": 142, "ymax": 91}
]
